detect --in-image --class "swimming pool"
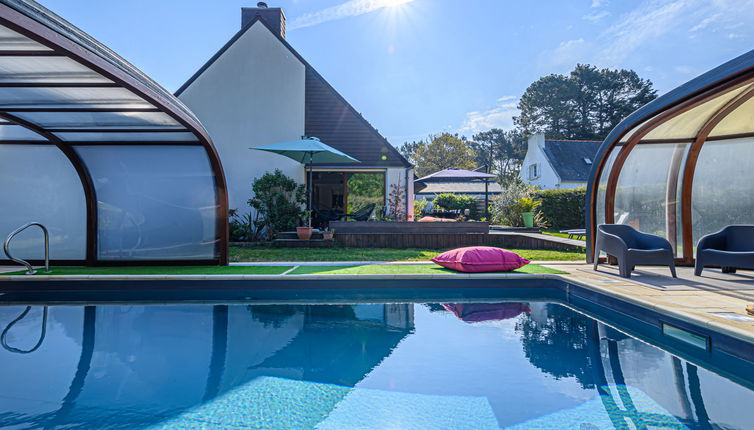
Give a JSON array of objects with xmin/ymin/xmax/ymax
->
[{"xmin": 1, "ymin": 280, "xmax": 753, "ymax": 429}]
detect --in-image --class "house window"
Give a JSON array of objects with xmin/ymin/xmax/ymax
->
[{"xmin": 528, "ymin": 163, "xmax": 540, "ymax": 180}]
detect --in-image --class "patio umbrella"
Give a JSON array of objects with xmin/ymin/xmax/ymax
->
[{"xmin": 252, "ymin": 137, "xmax": 359, "ymax": 226}]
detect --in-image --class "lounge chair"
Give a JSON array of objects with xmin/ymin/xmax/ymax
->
[
  {"xmin": 345, "ymin": 203, "xmax": 376, "ymax": 221},
  {"xmin": 695, "ymin": 225, "xmax": 754, "ymax": 276},
  {"xmin": 593, "ymin": 224, "xmax": 677, "ymax": 278}
]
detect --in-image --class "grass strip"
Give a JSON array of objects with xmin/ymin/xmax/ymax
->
[
  {"xmin": 288, "ymin": 263, "xmax": 567, "ymax": 276},
  {"xmin": 3, "ymin": 265, "xmax": 293, "ymax": 276},
  {"xmin": 230, "ymin": 246, "xmax": 585, "ymax": 262}
]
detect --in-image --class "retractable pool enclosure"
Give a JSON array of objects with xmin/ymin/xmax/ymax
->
[
  {"xmin": 586, "ymin": 50, "xmax": 754, "ymax": 264},
  {"xmin": 0, "ymin": 0, "xmax": 228, "ymax": 265}
]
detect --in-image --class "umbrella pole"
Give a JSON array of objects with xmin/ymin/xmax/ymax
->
[{"xmin": 308, "ymin": 152, "xmax": 313, "ymax": 227}]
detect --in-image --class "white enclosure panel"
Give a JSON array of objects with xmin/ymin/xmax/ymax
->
[
  {"xmin": 0, "ymin": 144, "xmax": 86, "ymax": 259},
  {"xmin": 75, "ymin": 145, "xmax": 218, "ymax": 260}
]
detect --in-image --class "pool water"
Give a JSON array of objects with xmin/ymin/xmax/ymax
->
[{"xmin": 0, "ymin": 301, "xmax": 751, "ymax": 429}]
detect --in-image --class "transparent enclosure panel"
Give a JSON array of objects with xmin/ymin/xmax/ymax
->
[
  {"xmin": 595, "ymin": 149, "xmax": 618, "ymax": 227},
  {"xmin": 14, "ymin": 111, "xmax": 181, "ymax": 129},
  {"xmin": 614, "ymin": 143, "xmax": 688, "ymax": 256},
  {"xmin": 691, "ymin": 137, "xmax": 754, "ymax": 253},
  {"xmin": 0, "ymin": 144, "xmax": 86, "ymax": 259},
  {"xmin": 0, "ymin": 87, "xmax": 150, "ymax": 109},
  {"xmin": 347, "ymin": 173, "xmax": 385, "ymax": 219},
  {"xmin": 75, "ymin": 145, "xmax": 218, "ymax": 260},
  {"xmin": 55, "ymin": 131, "xmax": 198, "ymax": 142}
]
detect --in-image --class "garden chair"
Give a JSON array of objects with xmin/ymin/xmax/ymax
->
[
  {"xmin": 695, "ymin": 225, "xmax": 754, "ymax": 276},
  {"xmin": 593, "ymin": 224, "xmax": 676, "ymax": 279}
]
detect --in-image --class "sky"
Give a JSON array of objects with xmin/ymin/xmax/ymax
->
[{"xmin": 40, "ymin": 0, "xmax": 754, "ymax": 145}]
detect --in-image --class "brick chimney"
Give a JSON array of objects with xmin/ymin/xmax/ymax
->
[{"xmin": 242, "ymin": 2, "xmax": 286, "ymax": 39}]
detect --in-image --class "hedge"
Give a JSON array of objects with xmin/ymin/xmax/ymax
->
[
  {"xmin": 536, "ymin": 187, "xmax": 586, "ymax": 229},
  {"xmin": 433, "ymin": 193, "xmax": 479, "ymax": 218}
]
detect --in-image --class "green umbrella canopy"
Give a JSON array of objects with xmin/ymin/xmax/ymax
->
[{"xmin": 252, "ymin": 137, "xmax": 359, "ymax": 164}]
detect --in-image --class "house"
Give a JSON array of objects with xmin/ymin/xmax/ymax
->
[
  {"xmin": 414, "ymin": 168, "xmax": 502, "ymax": 201},
  {"xmin": 519, "ymin": 133, "xmax": 601, "ymax": 189},
  {"xmin": 176, "ymin": 3, "xmax": 414, "ymax": 223}
]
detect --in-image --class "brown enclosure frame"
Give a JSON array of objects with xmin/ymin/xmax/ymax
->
[
  {"xmin": 0, "ymin": 0, "xmax": 228, "ymax": 265},
  {"xmin": 585, "ymin": 50, "xmax": 754, "ymax": 264}
]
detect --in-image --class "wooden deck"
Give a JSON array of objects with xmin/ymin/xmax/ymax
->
[
  {"xmin": 588, "ymin": 264, "xmax": 754, "ymax": 302},
  {"xmin": 335, "ymin": 231, "xmax": 585, "ymax": 250}
]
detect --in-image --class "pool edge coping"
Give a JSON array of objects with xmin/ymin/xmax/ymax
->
[{"xmin": 0, "ymin": 270, "xmax": 752, "ymax": 348}]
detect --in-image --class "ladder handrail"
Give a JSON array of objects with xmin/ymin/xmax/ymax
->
[{"xmin": 3, "ymin": 222, "xmax": 50, "ymax": 275}]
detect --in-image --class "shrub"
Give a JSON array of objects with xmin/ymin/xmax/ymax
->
[
  {"xmin": 229, "ymin": 209, "xmax": 258, "ymax": 241},
  {"xmin": 248, "ymin": 169, "xmax": 306, "ymax": 239},
  {"xmin": 490, "ymin": 179, "xmax": 539, "ymax": 226},
  {"xmin": 386, "ymin": 183, "xmax": 407, "ymax": 221},
  {"xmin": 535, "ymin": 187, "xmax": 586, "ymax": 229},
  {"xmin": 414, "ymin": 198, "xmax": 429, "ymax": 217},
  {"xmin": 433, "ymin": 193, "xmax": 479, "ymax": 218}
]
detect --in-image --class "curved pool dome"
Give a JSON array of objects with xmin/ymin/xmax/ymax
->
[
  {"xmin": 0, "ymin": 0, "xmax": 228, "ymax": 265},
  {"xmin": 586, "ymin": 50, "xmax": 754, "ymax": 264}
]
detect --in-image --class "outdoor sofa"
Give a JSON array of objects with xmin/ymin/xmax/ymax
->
[
  {"xmin": 593, "ymin": 224, "xmax": 677, "ymax": 279},
  {"xmin": 695, "ymin": 225, "xmax": 754, "ymax": 276}
]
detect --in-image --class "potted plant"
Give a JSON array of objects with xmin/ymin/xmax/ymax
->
[
  {"xmin": 296, "ymin": 210, "xmax": 313, "ymax": 240},
  {"xmin": 514, "ymin": 197, "xmax": 541, "ymax": 228},
  {"xmin": 322, "ymin": 227, "xmax": 335, "ymax": 241}
]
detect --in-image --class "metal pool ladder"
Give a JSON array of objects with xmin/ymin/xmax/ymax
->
[{"xmin": 3, "ymin": 222, "xmax": 50, "ymax": 275}]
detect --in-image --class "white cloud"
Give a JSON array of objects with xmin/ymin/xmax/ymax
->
[
  {"xmin": 690, "ymin": 13, "xmax": 721, "ymax": 32},
  {"xmin": 592, "ymin": 0, "xmax": 607, "ymax": 7},
  {"xmin": 289, "ymin": 0, "xmax": 415, "ymax": 30},
  {"xmin": 542, "ymin": 0, "xmax": 754, "ymax": 69},
  {"xmin": 459, "ymin": 97, "xmax": 519, "ymax": 134},
  {"xmin": 583, "ymin": 10, "xmax": 610, "ymax": 22},
  {"xmin": 546, "ymin": 38, "xmax": 589, "ymax": 68}
]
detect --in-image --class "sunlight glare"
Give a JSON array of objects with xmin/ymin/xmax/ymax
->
[{"xmin": 380, "ymin": 0, "xmax": 413, "ymax": 8}]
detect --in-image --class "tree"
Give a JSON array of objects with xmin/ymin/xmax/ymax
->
[
  {"xmin": 407, "ymin": 133, "xmax": 477, "ymax": 177},
  {"xmin": 470, "ymin": 128, "xmax": 526, "ymax": 184},
  {"xmin": 248, "ymin": 169, "xmax": 306, "ymax": 239},
  {"xmin": 515, "ymin": 64, "xmax": 656, "ymax": 140}
]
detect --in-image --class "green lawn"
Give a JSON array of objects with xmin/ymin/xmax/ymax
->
[
  {"xmin": 230, "ymin": 245, "xmax": 585, "ymax": 262},
  {"xmin": 289, "ymin": 264, "xmax": 566, "ymax": 275},
  {"xmin": 4, "ymin": 263, "xmax": 566, "ymax": 276}
]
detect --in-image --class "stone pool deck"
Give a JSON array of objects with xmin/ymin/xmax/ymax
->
[{"xmin": 1, "ymin": 261, "xmax": 753, "ymax": 346}]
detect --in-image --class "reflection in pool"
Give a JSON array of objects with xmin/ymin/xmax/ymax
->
[{"xmin": 0, "ymin": 302, "xmax": 751, "ymax": 429}]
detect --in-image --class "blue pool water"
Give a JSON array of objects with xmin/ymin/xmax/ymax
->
[{"xmin": 0, "ymin": 301, "xmax": 752, "ymax": 429}]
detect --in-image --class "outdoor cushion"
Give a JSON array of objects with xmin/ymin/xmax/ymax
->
[
  {"xmin": 418, "ymin": 216, "xmax": 456, "ymax": 222},
  {"xmin": 431, "ymin": 246, "xmax": 530, "ymax": 273}
]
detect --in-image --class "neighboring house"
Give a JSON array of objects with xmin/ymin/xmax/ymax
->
[
  {"xmin": 414, "ymin": 168, "xmax": 502, "ymax": 204},
  {"xmin": 176, "ymin": 3, "xmax": 413, "ymax": 221},
  {"xmin": 519, "ymin": 133, "xmax": 601, "ymax": 189}
]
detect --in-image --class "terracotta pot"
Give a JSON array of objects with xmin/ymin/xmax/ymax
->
[
  {"xmin": 322, "ymin": 231, "xmax": 334, "ymax": 241},
  {"xmin": 296, "ymin": 226, "xmax": 313, "ymax": 240}
]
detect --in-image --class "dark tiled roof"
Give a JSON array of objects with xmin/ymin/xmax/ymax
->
[
  {"xmin": 415, "ymin": 168, "xmax": 495, "ymax": 182},
  {"xmin": 304, "ymin": 67, "xmax": 409, "ymax": 168},
  {"xmin": 415, "ymin": 182, "xmax": 503, "ymax": 195},
  {"xmin": 542, "ymin": 140, "xmax": 601, "ymax": 182}
]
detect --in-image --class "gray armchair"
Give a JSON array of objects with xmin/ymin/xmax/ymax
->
[
  {"xmin": 695, "ymin": 225, "xmax": 754, "ymax": 276},
  {"xmin": 593, "ymin": 224, "xmax": 677, "ymax": 278}
]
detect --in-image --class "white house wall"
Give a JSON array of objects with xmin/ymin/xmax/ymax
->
[
  {"xmin": 520, "ymin": 134, "xmax": 562, "ymax": 189},
  {"xmin": 178, "ymin": 23, "xmax": 306, "ymax": 215}
]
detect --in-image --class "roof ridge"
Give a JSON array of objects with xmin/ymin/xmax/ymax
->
[{"xmin": 545, "ymin": 139, "xmax": 603, "ymax": 143}]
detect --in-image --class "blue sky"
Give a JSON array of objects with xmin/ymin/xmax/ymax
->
[{"xmin": 41, "ymin": 0, "xmax": 754, "ymax": 144}]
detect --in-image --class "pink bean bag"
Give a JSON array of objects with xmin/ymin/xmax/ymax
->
[{"xmin": 431, "ymin": 246, "xmax": 530, "ymax": 273}]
